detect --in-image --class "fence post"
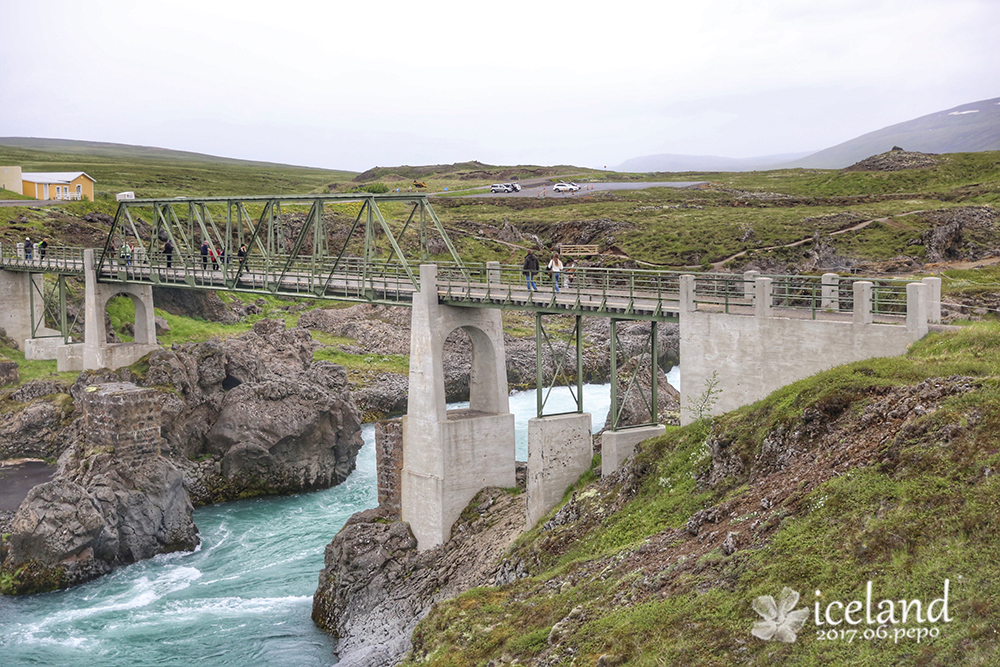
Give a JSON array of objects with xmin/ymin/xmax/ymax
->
[
  {"xmin": 680, "ymin": 274, "xmax": 696, "ymax": 312},
  {"xmin": 743, "ymin": 270, "xmax": 759, "ymax": 301},
  {"xmin": 853, "ymin": 281, "xmax": 872, "ymax": 325},
  {"xmin": 755, "ymin": 277, "xmax": 772, "ymax": 318},
  {"xmin": 907, "ymin": 282, "xmax": 928, "ymax": 332},
  {"xmin": 821, "ymin": 273, "xmax": 839, "ymax": 309},
  {"xmin": 922, "ymin": 277, "xmax": 942, "ymax": 324}
]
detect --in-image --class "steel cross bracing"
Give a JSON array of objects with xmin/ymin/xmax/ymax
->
[{"xmin": 94, "ymin": 194, "xmax": 465, "ymax": 303}]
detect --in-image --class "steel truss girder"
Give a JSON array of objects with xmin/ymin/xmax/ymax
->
[
  {"xmin": 28, "ymin": 273, "xmax": 79, "ymax": 344},
  {"xmin": 98, "ymin": 194, "xmax": 463, "ymax": 296}
]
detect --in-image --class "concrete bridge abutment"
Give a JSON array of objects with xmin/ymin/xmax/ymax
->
[
  {"xmin": 679, "ymin": 274, "xmax": 933, "ymax": 425},
  {"xmin": 0, "ymin": 270, "xmax": 62, "ymax": 359},
  {"xmin": 402, "ymin": 264, "xmax": 516, "ymax": 550}
]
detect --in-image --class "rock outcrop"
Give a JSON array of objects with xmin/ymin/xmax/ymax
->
[
  {"xmin": 136, "ymin": 319, "xmax": 365, "ymax": 503},
  {"xmin": 1, "ymin": 383, "xmax": 198, "ymax": 594},
  {"xmin": 312, "ymin": 488, "xmax": 526, "ymax": 667}
]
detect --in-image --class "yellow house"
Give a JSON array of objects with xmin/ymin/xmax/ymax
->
[
  {"xmin": 21, "ymin": 171, "xmax": 96, "ymax": 201},
  {"xmin": 0, "ymin": 166, "xmax": 23, "ymax": 194}
]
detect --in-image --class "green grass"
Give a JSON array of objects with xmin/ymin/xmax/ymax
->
[
  {"xmin": 0, "ymin": 141, "xmax": 357, "ymax": 199},
  {"xmin": 404, "ymin": 320, "xmax": 1000, "ymax": 666}
]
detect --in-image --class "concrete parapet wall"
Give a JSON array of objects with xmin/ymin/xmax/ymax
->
[
  {"xmin": 679, "ymin": 306, "xmax": 929, "ymax": 424},
  {"xmin": 601, "ymin": 424, "xmax": 667, "ymax": 477},
  {"xmin": 24, "ymin": 336, "xmax": 65, "ymax": 361},
  {"xmin": 57, "ymin": 343, "xmax": 85, "ymax": 372},
  {"xmin": 526, "ymin": 413, "xmax": 593, "ymax": 528}
]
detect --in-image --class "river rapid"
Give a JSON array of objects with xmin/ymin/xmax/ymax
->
[{"xmin": 0, "ymin": 374, "xmax": 676, "ymax": 666}]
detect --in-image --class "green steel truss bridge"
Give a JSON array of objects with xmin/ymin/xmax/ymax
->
[{"xmin": 0, "ymin": 193, "xmax": 922, "ymax": 430}]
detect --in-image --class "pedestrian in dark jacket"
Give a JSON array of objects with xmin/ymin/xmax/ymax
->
[
  {"xmin": 200, "ymin": 241, "xmax": 209, "ymax": 268},
  {"xmin": 164, "ymin": 240, "xmax": 174, "ymax": 268},
  {"xmin": 522, "ymin": 249, "xmax": 539, "ymax": 291}
]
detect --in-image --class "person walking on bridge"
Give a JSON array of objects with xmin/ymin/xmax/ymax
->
[
  {"xmin": 23, "ymin": 237, "xmax": 33, "ymax": 261},
  {"xmin": 163, "ymin": 240, "xmax": 174, "ymax": 268},
  {"xmin": 522, "ymin": 249, "xmax": 539, "ymax": 291},
  {"xmin": 547, "ymin": 251, "xmax": 563, "ymax": 293},
  {"xmin": 200, "ymin": 241, "xmax": 209, "ymax": 269}
]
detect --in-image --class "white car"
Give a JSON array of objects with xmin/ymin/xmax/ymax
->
[
  {"xmin": 490, "ymin": 183, "xmax": 512, "ymax": 193},
  {"xmin": 553, "ymin": 182, "xmax": 580, "ymax": 193}
]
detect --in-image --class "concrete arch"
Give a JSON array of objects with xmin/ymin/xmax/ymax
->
[
  {"xmin": 80, "ymin": 249, "xmax": 159, "ymax": 370},
  {"xmin": 438, "ymin": 322, "xmax": 506, "ymax": 415},
  {"xmin": 402, "ymin": 264, "xmax": 515, "ymax": 550}
]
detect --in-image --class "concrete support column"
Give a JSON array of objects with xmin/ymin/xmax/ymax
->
[
  {"xmin": 922, "ymin": 277, "xmax": 942, "ymax": 324},
  {"xmin": 907, "ymin": 282, "xmax": 929, "ymax": 334},
  {"xmin": 853, "ymin": 281, "xmax": 872, "ymax": 325},
  {"xmin": 601, "ymin": 424, "xmax": 667, "ymax": 477},
  {"xmin": 526, "ymin": 413, "xmax": 592, "ymax": 528},
  {"xmin": 821, "ymin": 273, "xmax": 839, "ymax": 309},
  {"xmin": 680, "ymin": 274, "xmax": 696, "ymax": 312},
  {"xmin": 0, "ymin": 271, "xmax": 42, "ymax": 349},
  {"xmin": 80, "ymin": 249, "xmax": 159, "ymax": 371},
  {"xmin": 743, "ymin": 270, "xmax": 760, "ymax": 301},
  {"xmin": 402, "ymin": 264, "xmax": 516, "ymax": 550},
  {"xmin": 755, "ymin": 277, "xmax": 773, "ymax": 318}
]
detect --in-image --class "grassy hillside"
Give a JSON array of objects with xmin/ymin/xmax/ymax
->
[
  {"xmin": 404, "ymin": 322, "xmax": 1000, "ymax": 666},
  {"xmin": 0, "ymin": 138, "xmax": 357, "ymax": 199}
]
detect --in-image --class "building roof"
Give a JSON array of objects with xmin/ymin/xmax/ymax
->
[{"xmin": 21, "ymin": 172, "xmax": 96, "ymax": 184}]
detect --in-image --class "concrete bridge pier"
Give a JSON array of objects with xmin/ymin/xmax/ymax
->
[
  {"xmin": 59, "ymin": 249, "xmax": 158, "ymax": 372},
  {"xmin": 402, "ymin": 264, "xmax": 515, "ymax": 550},
  {"xmin": 526, "ymin": 413, "xmax": 593, "ymax": 528}
]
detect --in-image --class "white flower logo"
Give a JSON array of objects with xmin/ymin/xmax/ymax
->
[{"xmin": 751, "ymin": 587, "xmax": 809, "ymax": 643}]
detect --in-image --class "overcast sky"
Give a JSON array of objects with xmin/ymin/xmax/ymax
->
[{"xmin": 1, "ymin": 0, "xmax": 998, "ymax": 172}]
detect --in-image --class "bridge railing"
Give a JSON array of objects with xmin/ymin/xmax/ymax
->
[
  {"xmin": 432, "ymin": 262, "xmax": 918, "ymax": 319},
  {"xmin": 0, "ymin": 244, "xmax": 86, "ymax": 273}
]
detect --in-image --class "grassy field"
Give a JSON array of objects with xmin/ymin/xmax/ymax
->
[
  {"xmin": 2, "ymin": 139, "xmax": 998, "ymax": 271},
  {"xmin": 0, "ymin": 139, "xmax": 357, "ymax": 200}
]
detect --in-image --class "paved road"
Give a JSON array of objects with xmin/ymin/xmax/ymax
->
[
  {"xmin": 0, "ymin": 199, "xmax": 65, "ymax": 207},
  {"xmin": 464, "ymin": 181, "xmax": 709, "ymax": 199}
]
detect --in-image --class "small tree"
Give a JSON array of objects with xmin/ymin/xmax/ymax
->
[{"xmin": 685, "ymin": 370, "xmax": 722, "ymax": 423}]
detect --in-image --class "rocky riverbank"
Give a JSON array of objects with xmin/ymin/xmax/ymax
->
[
  {"xmin": 0, "ymin": 319, "xmax": 365, "ymax": 593},
  {"xmin": 312, "ymin": 487, "xmax": 528, "ymax": 667}
]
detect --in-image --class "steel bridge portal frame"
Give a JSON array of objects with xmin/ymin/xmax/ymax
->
[{"xmin": 97, "ymin": 193, "xmax": 465, "ymax": 299}]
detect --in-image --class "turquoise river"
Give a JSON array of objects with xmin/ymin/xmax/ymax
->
[{"xmin": 0, "ymin": 374, "xmax": 676, "ymax": 666}]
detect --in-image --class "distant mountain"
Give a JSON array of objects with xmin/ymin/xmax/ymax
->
[
  {"xmin": 786, "ymin": 97, "xmax": 1000, "ymax": 169},
  {"xmin": 615, "ymin": 152, "xmax": 813, "ymax": 173}
]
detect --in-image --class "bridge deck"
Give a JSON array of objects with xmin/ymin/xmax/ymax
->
[{"xmin": 0, "ymin": 245, "xmax": 918, "ymax": 324}]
